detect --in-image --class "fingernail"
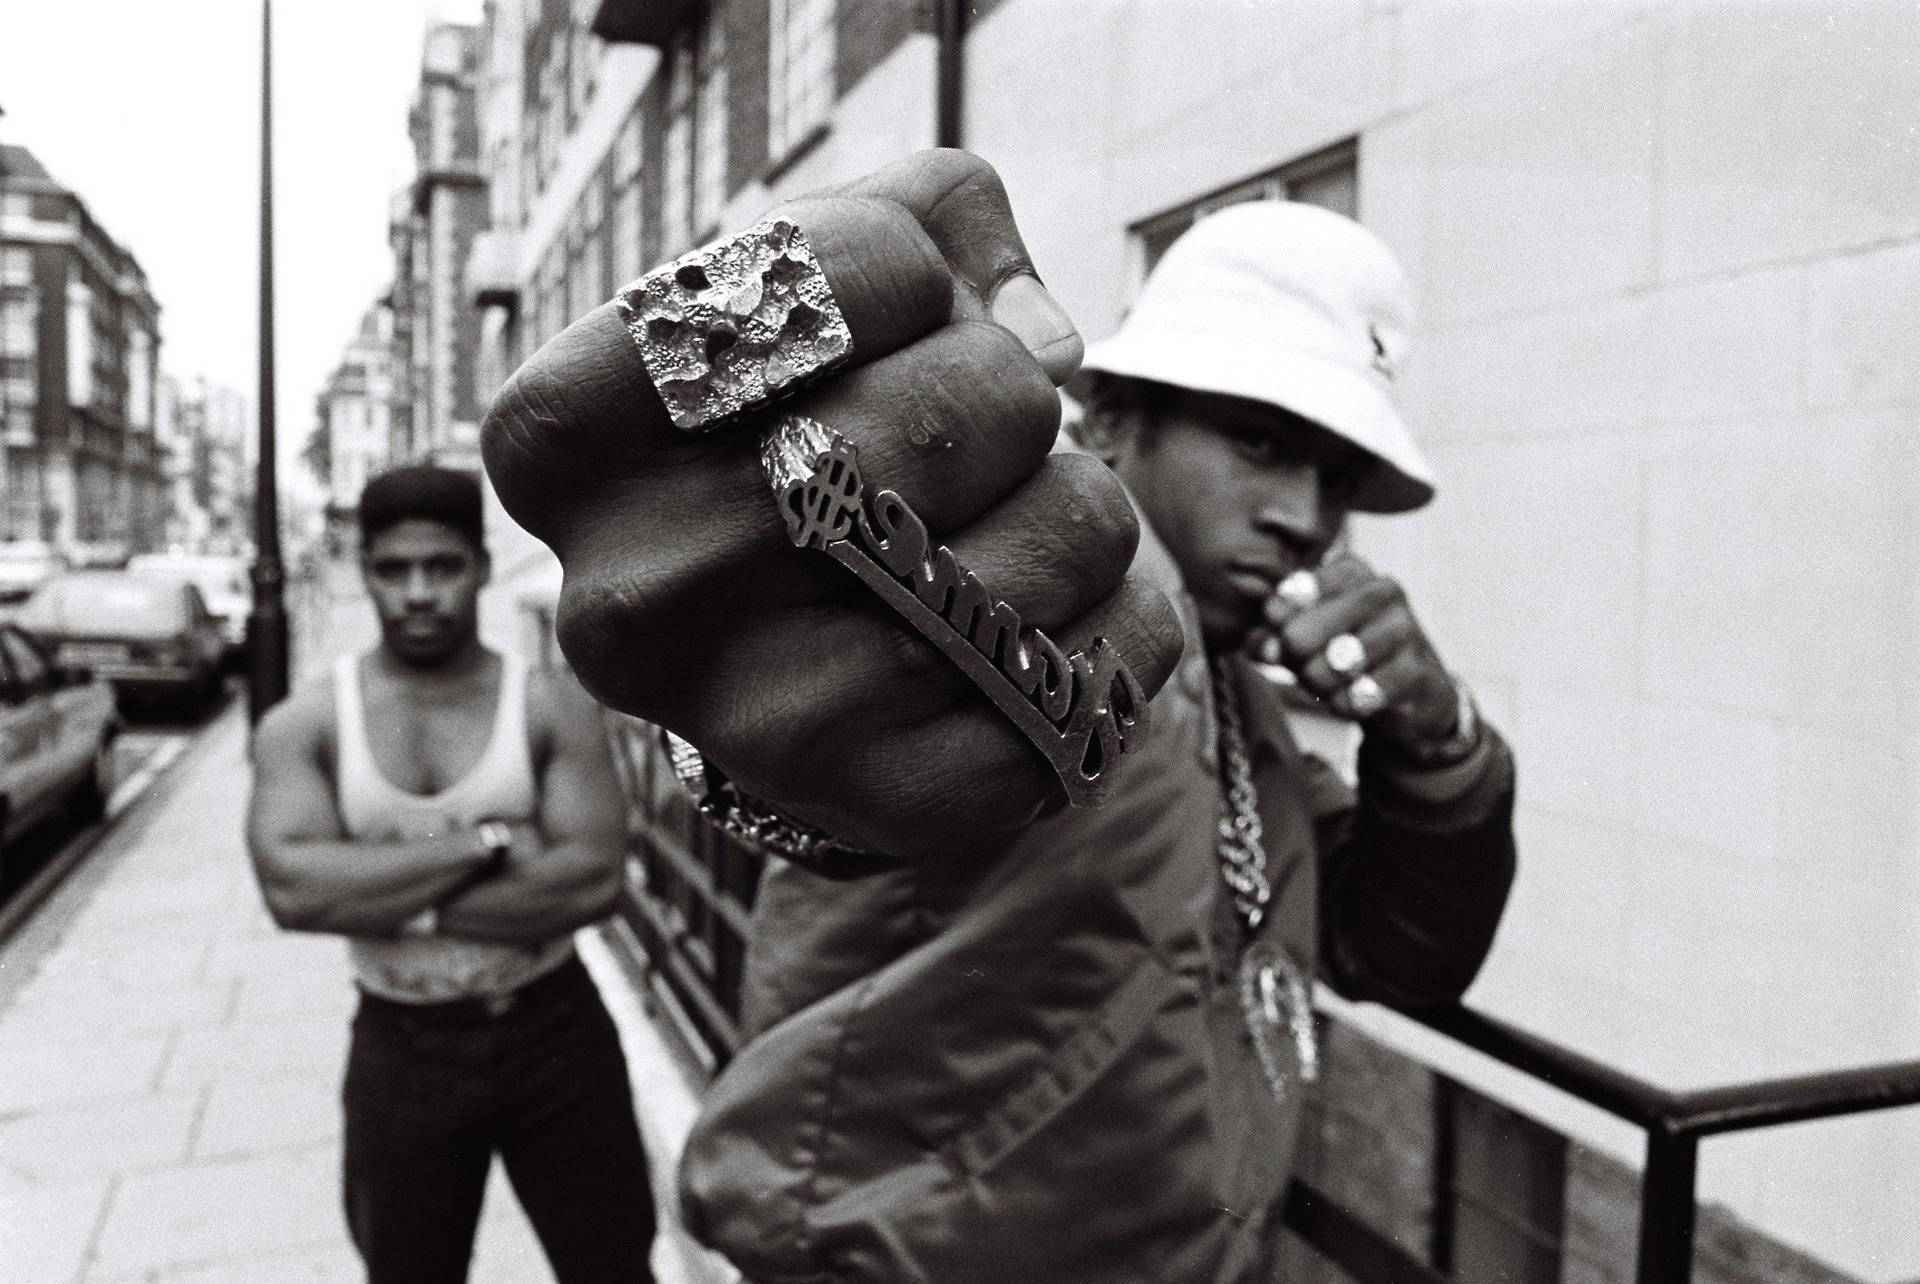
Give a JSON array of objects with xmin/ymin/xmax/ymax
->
[{"xmin": 991, "ymin": 274, "xmax": 1082, "ymax": 382}]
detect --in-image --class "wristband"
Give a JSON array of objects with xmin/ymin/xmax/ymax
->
[{"xmin": 661, "ymin": 729, "xmax": 898, "ymax": 877}]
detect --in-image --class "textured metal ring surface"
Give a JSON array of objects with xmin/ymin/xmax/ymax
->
[
  {"xmin": 760, "ymin": 413, "xmax": 1147, "ymax": 808},
  {"xmin": 614, "ymin": 218, "xmax": 852, "ymax": 433}
]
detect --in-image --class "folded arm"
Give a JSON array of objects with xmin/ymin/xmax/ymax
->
[
  {"xmin": 246, "ymin": 687, "xmax": 495, "ymax": 935},
  {"xmin": 434, "ymin": 670, "xmax": 629, "ymax": 944}
]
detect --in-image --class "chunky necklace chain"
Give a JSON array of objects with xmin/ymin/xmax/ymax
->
[{"xmin": 1210, "ymin": 655, "xmax": 1272, "ymax": 935}]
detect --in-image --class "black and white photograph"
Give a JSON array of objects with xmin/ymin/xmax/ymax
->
[{"xmin": 0, "ymin": 1, "xmax": 1914, "ymax": 1281}]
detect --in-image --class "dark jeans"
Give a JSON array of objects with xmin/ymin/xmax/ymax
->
[{"xmin": 343, "ymin": 954, "xmax": 657, "ymax": 1284}]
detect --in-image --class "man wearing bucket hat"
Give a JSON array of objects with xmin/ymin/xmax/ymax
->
[{"xmin": 480, "ymin": 152, "xmax": 1515, "ymax": 1282}]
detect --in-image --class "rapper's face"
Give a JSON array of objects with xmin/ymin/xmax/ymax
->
[
  {"xmin": 360, "ymin": 519, "xmax": 488, "ymax": 667},
  {"xmin": 1106, "ymin": 388, "xmax": 1370, "ymax": 652}
]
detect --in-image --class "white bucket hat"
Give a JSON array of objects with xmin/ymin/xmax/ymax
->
[{"xmin": 1081, "ymin": 201, "xmax": 1433, "ymax": 513}]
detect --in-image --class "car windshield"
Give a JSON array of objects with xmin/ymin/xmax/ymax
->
[{"xmin": 20, "ymin": 575, "xmax": 190, "ymax": 638}]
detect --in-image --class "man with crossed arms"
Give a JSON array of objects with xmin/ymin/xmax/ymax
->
[{"xmin": 247, "ymin": 465, "xmax": 654, "ymax": 1283}]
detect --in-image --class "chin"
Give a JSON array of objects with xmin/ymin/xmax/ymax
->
[
  {"xmin": 1196, "ymin": 611, "xmax": 1255, "ymax": 657},
  {"xmin": 388, "ymin": 635, "xmax": 457, "ymax": 667}
]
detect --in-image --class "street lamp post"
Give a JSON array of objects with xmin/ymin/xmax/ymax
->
[{"xmin": 247, "ymin": 0, "xmax": 289, "ymax": 722}]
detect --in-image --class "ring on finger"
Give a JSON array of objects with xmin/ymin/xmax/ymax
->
[
  {"xmin": 1325, "ymin": 633, "xmax": 1368, "ymax": 677},
  {"xmin": 614, "ymin": 218, "xmax": 852, "ymax": 432},
  {"xmin": 1275, "ymin": 569, "xmax": 1320, "ymax": 610},
  {"xmin": 759, "ymin": 413, "xmax": 1148, "ymax": 809},
  {"xmin": 1347, "ymin": 674, "xmax": 1386, "ymax": 719}
]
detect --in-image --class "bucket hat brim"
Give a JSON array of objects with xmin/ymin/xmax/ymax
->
[{"xmin": 1081, "ymin": 324, "xmax": 1435, "ymax": 515}]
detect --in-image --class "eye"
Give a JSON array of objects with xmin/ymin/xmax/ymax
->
[
  {"xmin": 1227, "ymin": 423, "xmax": 1281, "ymax": 464},
  {"xmin": 1322, "ymin": 468, "xmax": 1362, "ymax": 506}
]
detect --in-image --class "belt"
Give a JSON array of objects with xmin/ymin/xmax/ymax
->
[{"xmin": 355, "ymin": 952, "xmax": 587, "ymax": 1024}]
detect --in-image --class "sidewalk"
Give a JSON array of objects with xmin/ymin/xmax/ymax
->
[{"xmin": 0, "ymin": 586, "xmax": 728, "ymax": 1281}]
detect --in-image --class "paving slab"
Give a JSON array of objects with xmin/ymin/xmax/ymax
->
[
  {"xmin": 0, "ymin": 1030, "xmax": 173, "ymax": 1113},
  {"xmin": 192, "ymin": 1077, "xmax": 340, "ymax": 1162},
  {"xmin": 155, "ymin": 1014, "xmax": 347, "ymax": 1097},
  {"xmin": 89, "ymin": 1147, "xmax": 342, "ymax": 1277},
  {"xmin": 0, "ymin": 1090, "xmax": 200, "ymax": 1184},
  {"xmin": 0, "ymin": 1173, "xmax": 111, "ymax": 1283}
]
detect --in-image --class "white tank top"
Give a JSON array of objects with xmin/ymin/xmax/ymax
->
[{"xmin": 335, "ymin": 652, "xmax": 573, "ymax": 1003}]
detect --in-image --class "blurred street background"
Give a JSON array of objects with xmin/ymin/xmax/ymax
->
[{"xmin": 1, "ymin": 1, "xmax": 1918, "ymax": 1282}]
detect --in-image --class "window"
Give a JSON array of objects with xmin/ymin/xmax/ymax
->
[
  {"xmin": 693, "ymin": 16, "xmax": 729, "ymax": 235},
  {"xmin": 0, "ymin": 297, "xmax": 33, "ymax": 358},
  {"xmin": 1, "ymin": 246, "xmax": 31, "ymax": 287},
  {"xmin": 577, "ymin": 169, "xmax": 608, "ymax": 317},
  {"xmin": 1434, "ymin": 1082, "xmax": 1566, "ymax": 1283},
  {"xmin": 662, "ymin": 35, "xmax": 695, "ymax": 254},
  {"xmin": 612, "ymin": 111, "xmax": 645, "ymax": 289},
  {"xmin": 1133, "ymin": 139, "xmax": 1359, "ymax": 274},
  {"xmin": 769, "ymin": 0, "xmax": 835, "ymax": 160}
]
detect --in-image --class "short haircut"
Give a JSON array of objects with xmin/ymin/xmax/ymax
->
[{"xmin": 358, "ymin": 464, "xmax": 486, "ymax": 552}]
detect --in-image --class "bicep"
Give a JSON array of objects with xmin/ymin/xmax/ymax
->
[
  {"xmin": 533, "ymin": 675, "xmax": 627, "ymax": 862},
  {"xmin": 246, "ymin": 701, "xmax": 346, "ymax": 871}
]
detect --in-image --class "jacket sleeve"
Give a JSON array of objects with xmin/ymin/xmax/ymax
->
[{"xmin": 1316, "ymin": 726, "xmax": 1518, "ymax": 1008}]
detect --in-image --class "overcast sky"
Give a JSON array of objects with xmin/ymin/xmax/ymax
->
[{"xmin": 0, "ymin": 0, "xmax": 483, "ymax": 498}]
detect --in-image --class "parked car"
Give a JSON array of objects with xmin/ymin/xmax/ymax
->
[
  {"xmin": 0, "ymin": 621, "xmax": 118, "ymax": 873},
  {"xmin": 16, "ymin": 571, "xmax": 226, "ymax": 715},
  {"xmin": 127, "ymin": 552, "xmax": 251, "ymax": 669},
  {"xmin": 0, "ymin": 541, "xmax": 69, "ymax": 604}
]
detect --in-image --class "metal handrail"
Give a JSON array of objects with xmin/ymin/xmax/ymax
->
[{"xmin": 1400, "ymin": 1003, "xmax": 1920, "ymax": 1281}]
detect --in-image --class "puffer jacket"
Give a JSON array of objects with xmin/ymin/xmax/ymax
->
[{"xmin": 680, "ymin": 581, "xmax": 1516, "ymax": 1283}]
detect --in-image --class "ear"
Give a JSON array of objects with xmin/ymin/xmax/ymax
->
[{"xmin": 1073, "ymin": 399, "xmax": 1141, "ymax": 468}]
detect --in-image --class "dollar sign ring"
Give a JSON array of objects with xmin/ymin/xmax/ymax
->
[{"xmin": 760, "ymin": 414, "xmax": 1148, "ymax": 808}]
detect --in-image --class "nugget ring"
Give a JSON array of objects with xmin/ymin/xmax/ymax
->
[
  {"xmin": 614, "ymin": 218, "xmax": 853, "ymax": 433},
  {"xmin": 1275, "ymin": 570, "xmax": 1320, "ymax": 610},
  {"xmin": 1346, "ymin": 674, "xmax": 1386, "ymax": 718},
  {"xmin": 1326, "ymin": 633, "xmax": 1367, "ymax": 676},
  {"xmin": 760, "ymin": 414, "xmax": 1147, "ymax": 808}
]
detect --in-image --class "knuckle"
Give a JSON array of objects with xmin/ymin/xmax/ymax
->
[
  {"xmin": 554, "ymin": 570, "xmax": 677, "ymax": 719},
  {"xmin": 1041, "ymin": 453, "xmax": 1141, "ymax": 575},
  {"xmin": 930, "ymin": 321, "xmax": 1060, "ymax": 453}
]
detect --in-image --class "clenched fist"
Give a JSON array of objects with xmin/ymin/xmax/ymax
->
[
  {"xmin": 1253, "ymin": 553, "xmax": 1461, "ymax": 750},
  {"xmin": 482, "ymin": 151, "xmax": 1184, "ymax": 859}
]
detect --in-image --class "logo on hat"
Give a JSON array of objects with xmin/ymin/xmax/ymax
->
[{"xmin": 1369, "ymin": 325, "xmax": 1396, "ymax": 383}]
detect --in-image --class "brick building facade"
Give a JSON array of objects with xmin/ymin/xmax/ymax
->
[
  {"xmin": 0, "ymin": 143, "xmax": 168, "ymax": 556},
  {"xmin": 388, "ymin": 22, "xmax": 491, "ymax": 470}
]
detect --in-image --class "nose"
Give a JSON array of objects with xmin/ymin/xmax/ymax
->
[
  {"xmin": 403, "ymin": 566, "xmax": 436, "ymax": 603},
  {"xmin": 1252, "ymin": 462, "xmax": 1342, "ymax": 559}
]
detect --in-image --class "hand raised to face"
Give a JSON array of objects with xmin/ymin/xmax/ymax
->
[{"xmin": 482, "ymin": 150, "xmax": 1184, "ymax": 859}]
